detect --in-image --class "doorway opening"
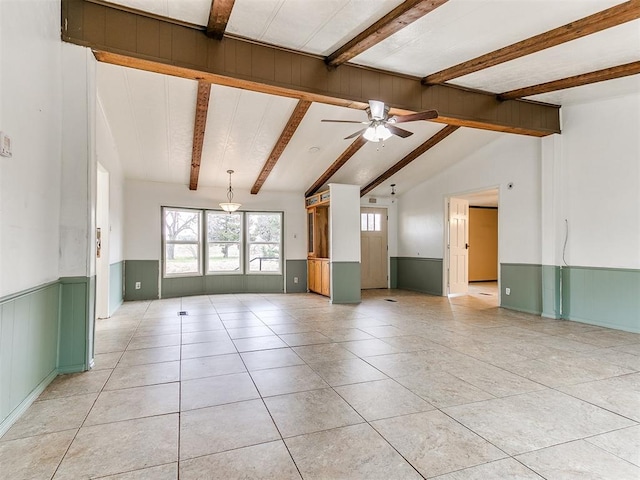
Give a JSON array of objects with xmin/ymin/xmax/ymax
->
[
  {"xmin": 96, "ymin": 163, "xmax": 110, "ymax": 319},
  {"xmin": 445, "ymin": 188, "xmax": 499, "ymax": 306}
]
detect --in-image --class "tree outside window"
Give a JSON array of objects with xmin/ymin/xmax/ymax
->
[
  {"xmin": 207, "ymin": 212, "xmax": 242, "ymax": 273},
  {"xmin": 164, "ymin": 208, "xmax": 201, "ymax": 276},
  {"xmin": 247, "ymin": 213, "xmax": 282, "ymax": 273}
]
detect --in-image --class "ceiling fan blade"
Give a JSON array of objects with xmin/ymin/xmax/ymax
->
[
  {"xmin": 386, "ymin": 124, "xmax": 413, "ymax": 138},
  {"xmin": 390, "ymin": 109, "xmax": 438, "ymax": 123},
  {"xmin": 344, "ymin": 128, "xmax": 367, "ymax": 140},
  {"xmin": 369, "ymin": 100, "xmax": 386, "ymax": 120},
  {"xmin": 321, "ymin": 119, "xmax": 368, "ymax": 124}
]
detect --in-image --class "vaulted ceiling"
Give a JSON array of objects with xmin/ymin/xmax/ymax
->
[{"xmin": 81, "ymin": 0, "xmax": 640, "ymax": 198}]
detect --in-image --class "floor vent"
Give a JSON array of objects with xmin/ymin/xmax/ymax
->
[
  {"xmin": 178, "ymin": 311, "xmax": 189, "ymax": 316},
  {"xmin": 385, "ymin": 299, "xmax": 398, "ymax": 302}
]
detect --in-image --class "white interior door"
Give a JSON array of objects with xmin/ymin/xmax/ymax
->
[
  {"xmin": 448, "ymin": 197, "xmax": 469, "ymax": 295},
  {"xmin": 360, "ymin": 207, "xmax": 388, "ymax": 289}
]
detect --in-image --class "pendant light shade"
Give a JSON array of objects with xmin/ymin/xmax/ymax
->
[{"xmin": 219, "ymin": 170, "xmax": 241, "ymax": 213}]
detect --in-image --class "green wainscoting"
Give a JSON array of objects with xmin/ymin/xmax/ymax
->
[
  {"xmin": 500, "ymin": 263, "xmax": 543, "ymax": 315},
  {"xmin": 286, "ymin": 260, "xmax": 307, "ymax": 293},
  {"xmin": 331, "ymin": 262, "xmax": 361, "ymax": 304},
  {"xmin": 395, "ymin": 257, "xmax": 443, "ymax": 296},
  {"xmin": 161, "ymin": 273, "xmax": 285, "ymax": 298},
  {"xmin": 542, "ymin": 265, "xmax": 561, "ymax": 319},
  {"xmin": 0, "ymin": 282, "xmax": 60, "ymax": 435},
  {"xmin": 390, "ymin": 257, "xmax": 398, "ymax": 289},
  {"xmin": 58, "ymin": 277, "xmax": 92, "ymax": 374},
  {"xmin": 562, "ymin": 266, "xmax": 640, "ymax": 333},
  {"xmin": 124, "ymin": 260, "xmax": 159, "ymax": 301},
  {"xmin": 109, "ymin": 261, "xmax": 124, "ymax": 315}
]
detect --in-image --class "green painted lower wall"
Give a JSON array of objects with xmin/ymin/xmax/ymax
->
[
  {"xmin": 0, "ymin": 282, "xmax": 60, "ymax": 433},
  {"xmin": 542, "ymin": 265, "xmax": 561, "ymax": 319},
  {"xmin": 395, "ymin": 257, "xmax": 443, "ymax": 296},
  {"xmin": 109, "ymin": 261, "xmax": 124, "ymax": 315},
  {"xmin": 162, "ymin": 272, "xmax": 285, "ymax": 298},
  {"xmin": 390, "ymin": 257, "xmax": 398, "ymax": 289},
  {"xmin": 124, "ymin": 260, "xmax": 159, "ymax": 301},
  {"xmin": 331, "ymin": 262, "xmax": 361, "ymax": 304},
  {"xmin": 500, "ymin": 263, "xmax": 542, "ymax": 315},
  {"xmin": 562, "ymin": 266, "xmax": 640, "ymax": 333},
  {"xmin": 58, "ymin": 277, "xmax": 92, "ymax": 374},
  {"xmin": 286, "ymin": 260, "xmax": 307, "ymax": 293}
]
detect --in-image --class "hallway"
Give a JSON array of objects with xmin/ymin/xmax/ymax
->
[{"xmin": 1, "ymin": 291, "xmax": 639, "ymax": 479}]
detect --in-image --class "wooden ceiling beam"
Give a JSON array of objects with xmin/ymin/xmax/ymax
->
[
  {"xmin": 61, "ymin": 0, "xmax": 561, "ymax": 137},
  {"xmin": 251, "ymin": 100, "xmax": 312, "ymax": 195},
  {"xmin": 499, "ymin": 61, "xmax": 640, "ymax": 100},
  {"xmin": 207, "ymin": 0, "xmax": 236, "ymax": 39},
  {"xmin": 306, "ymin": 136, "xmax": 368, "ymax": 197},
  {"xmin": 189, "ymin": 81, "xmax": 211, "ymax": 191},
  {"xmin": 360, "ymin": 125, "xmax": 459, "ymax": 197},
  {"xmin": 326, "ymin": 0, "xmax": 449, "ymax": 68},
  {"xmin": 422, "ymin": 0, "xmax": 640, "ymax": 85}
]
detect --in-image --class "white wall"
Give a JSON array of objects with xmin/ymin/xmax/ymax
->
[
  {"xmin": 124, "ymin": 179, "xmax": 307, "ymax": 261},
  {"xmin": 557, "ymin": 92, "xmax": 640, "ymax": 269},
  {"xmin": 329, "ymin": 184, "xmax": 361, "ymax": 262},
  {"xmin": 59, "ymin": 43, "xmax": 97, "ymax": 278},
  {"xmin": 0, "ymin": 0, "xmax": 62, "ymax": 296},
  {"xmin": 96, "ymin": 97, "xmax": 125, "ymax": 264},
  {"xmin": 398, "ymin": 134, "xmax": 542, "ymax": 264}
]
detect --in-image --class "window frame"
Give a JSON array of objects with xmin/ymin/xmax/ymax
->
[
  {"xmin": 161, "ymin": 207, "xmax": 284, "ymax": 278},
  {"xmin": 245, "ymin": 211, "xmax": 283, "ymax": 275},
  {"xmin": 205, "ymin": 211, "xmax": 244, "ymax": 275},
  {"xmin": 162, "ymin": 207, "xmax": 203, "ymax": 278}
]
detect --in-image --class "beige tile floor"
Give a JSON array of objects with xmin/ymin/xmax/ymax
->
[{"xmin": 2, "ymin": 288, "xmax": 640, "ymax": 479}]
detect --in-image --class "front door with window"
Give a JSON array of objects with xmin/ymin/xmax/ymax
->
[{"xmin": 360, "ymin": 207, "xmax": 388, "ymax": 289}]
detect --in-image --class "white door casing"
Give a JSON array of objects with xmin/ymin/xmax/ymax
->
[{"xmin": 448, "ymin": 197, "xmax": 469, "ymax": 295}]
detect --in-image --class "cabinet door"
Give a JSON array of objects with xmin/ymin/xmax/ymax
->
[
  {"xmin": 308, "ymin": 260, "xmax": 315, "ymax": 292},
  {"xmin": 307, "ymin": 210, "xmax": 315, "ymax": 256},
  {"xmin": 314, "ymin": 260, "xmax": 322, "ymax": 293},
  {"xmin": 321, "ymin": 261, "xmax": 330, "ymax": 296}
]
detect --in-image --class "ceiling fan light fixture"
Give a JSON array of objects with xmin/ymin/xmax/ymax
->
[
  {"xmin": 219, "ymin": 169, "xmax": 242, "ymax": 213},
  {"xmin": 363, "ymin": 124, "xmax": 392, "ymax": 142}
]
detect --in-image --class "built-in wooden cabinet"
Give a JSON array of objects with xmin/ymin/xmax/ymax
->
[
  {"xmin": 306, "ymin": 190, "xmax": 330, "ymax": 297},
  {"xmin": 307, "ymin": 258, "xmax": 330, "ymax": 296}
]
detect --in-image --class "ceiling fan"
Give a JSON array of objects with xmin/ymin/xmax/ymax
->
[{"xmin": 321, "ymin": 100, "xmax": 438, "ymax": 142}]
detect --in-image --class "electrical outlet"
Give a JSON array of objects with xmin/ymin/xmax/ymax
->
[
  {"xmin": 135, "ymin": 281, "xmax": 141, "ymax": 290},
  {"xmin": 505, "ymin": 287, "xmax": 511, "ymax": 295},
  {"xmin": 294, "ymin": 277, "xmax": 299, "ymax": 284}
]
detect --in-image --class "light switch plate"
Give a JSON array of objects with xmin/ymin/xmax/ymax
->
[{"xmin": 0, "ymin": 132, "xmax": 12, "ymax": 157}]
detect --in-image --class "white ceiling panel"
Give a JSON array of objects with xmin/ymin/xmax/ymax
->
[
  {"xmin": 351, "ymin": 0, "xmax": 626, "ymax": 78},
  {"xmin": 259, "ymin": 102, "xmax": 368, "ymax": 193},
  {"xmin": 107, "ymin": 0, "xmax": 210, "ymax": 25},
  {"xmin": 455, "ymin": 20, "xmax": 640, "ymax": 93},
  {"xmin": 329, "ymin": 121, "xmax": 446, "ymax": 188},
  {"xmin": 528, "ymin": 74, "xmax": 640, "ymax": 105},
  {"xmin": 366, "ymin": 127, "xmax": 503, "ymax": 197},
  {"xmin": 97, "ymin": 62, "xmax": 198, "ymax": 184},
  {"xmin": 227, "ymin": 0, "xmax": 404, "ymax": 55},
  {"xmin": 198, "ymin": 85, "xmax": 299, "ymax": 189}
]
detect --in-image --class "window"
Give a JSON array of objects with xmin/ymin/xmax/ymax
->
[
  {"xmin": 361, "ymin": 212, "xmax": 382, "ymax": 231},
  {"xmin": 162, "ymin": 208, "xmax": 283, "ymax": 277},
  {"xmin": 207, "ymin": 212, "xmax": 242, "ymax": 273},
  {"xmin": 247, "ymin": 212, "xmax": 282, "ymax": 273},
  {"xmin": 163, "ymin": 208, "xmax": 201, "ymax": 276}
]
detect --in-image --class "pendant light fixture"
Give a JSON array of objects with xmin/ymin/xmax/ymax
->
[{"xmin": 219, "ymin": 169, "xmax": 241, "ymax": 213}]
